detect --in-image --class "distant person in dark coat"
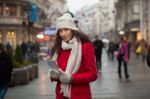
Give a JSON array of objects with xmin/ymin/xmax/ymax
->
[
  {"xmin": 93, "ymin": 35, "xmax": 104, "ymax": 70},
  {"xmin": 21, "ymin": 41, "xmax": 27, "ymax": 59},
  {"xmin": 107, "ymin": 41, "xmax": 115, "ymax": 60},
  {"xmin": 146, "ymin": 44, "xmax": 150, "ymax": 67},
  {"xmin": 6, "ymin": 42, "xmax": 12, "ymax": 51},
  {"xmin": 5, "ymin": 42, "xmax": 13, "ymax": 57},
  {"xmin": 0, "ymin": 43, "xmax": 13, "ymax": 99}
]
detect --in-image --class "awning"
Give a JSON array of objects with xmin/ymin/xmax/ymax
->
[{"xmin": 38, "ymin": 28, "xmax": 56, "ymax": 35}]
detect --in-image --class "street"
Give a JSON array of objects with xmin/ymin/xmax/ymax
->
[
  {"xmin": 1, "ymin": 0, "xmax": 150, "ymax": 99},
  {"xmin": 5, "ymin": 50, "xmax": 150, "ymax": 99}
]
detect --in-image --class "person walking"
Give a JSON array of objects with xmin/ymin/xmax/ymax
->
[
  {"xmin": 0, "ymin": 43, "xmax": 13, "ymax": 99},
  {"xmin": 93, "ymin": 35, "xmax": 104, "ymax": 70},
  {"xmin": 140, "ymin": 39, "xmax": 148, "ymax": 62},
  {"xmin": 117, "ymin": 36, "xmax": 130, "ymax": 80},
  {"xmin": 5, "ymin": 42, "xmax": 13, "ymax": 57},
  {"xmin": 146, "ymin": 44, "xmax": 150, "ymax": 67},
  {"xmin": 21, "ymin": 41, "xmax": 27, "ymax": 59},
  {"xmin": 107, "ymin": 40, "xmax": 115, "ymax": 60},
  {"xmin": 48, "ymin": 13, "xmax": 97, "ymax": 99}
]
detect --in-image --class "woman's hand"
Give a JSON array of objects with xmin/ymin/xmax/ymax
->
[
  {"xmin": 59, "ymin": 69, "xmax": 72, "ymax": 84},
  {"xmin": 50, "ymin": 69, "xmax": 60, "ymax": 79}
]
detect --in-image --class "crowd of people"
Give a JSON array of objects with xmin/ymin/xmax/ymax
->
[{"xmin": 93, "ymin": 35, "xmax": 130, "ymax": 79}]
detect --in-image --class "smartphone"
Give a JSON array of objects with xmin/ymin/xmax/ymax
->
[{"xmin": 47, "ymin": 60, "xmax": 59, "ymax": 70}]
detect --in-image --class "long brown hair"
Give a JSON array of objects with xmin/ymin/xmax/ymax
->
[{"xmin": 53, "ymin": 30, "xmax": 90, "ymax": 53}]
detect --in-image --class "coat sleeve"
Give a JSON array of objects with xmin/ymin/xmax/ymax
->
[{"xmin": 72, "ymin": 42, "xmax": 97, "ymax": 85}]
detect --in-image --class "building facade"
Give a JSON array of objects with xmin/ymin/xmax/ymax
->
[
  {"xmin": 0, "ymin": 0, "xmax": 51, "ymax": 49},
  {"xmin": 76, "ymin": 0, "xmax": 116, "ymax": 41},
  {"xmin": 115, "ymin": 0, "xmax": 150, "ymax": 47},
  {"xmin": 47, "ymin": 0, "xmax": 67, "ymax": 27},
  {"xmin": 141, "ymin": 0, "xmax": 150, "ymax": 43}
]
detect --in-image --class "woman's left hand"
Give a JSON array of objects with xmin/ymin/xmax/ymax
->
[{"xmin": 59, "ymin": 69, "xmax": 72, "ymax": 84}]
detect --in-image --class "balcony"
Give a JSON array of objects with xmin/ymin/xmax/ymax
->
[{"xmin": 0, "ymin": 16, "xmax": 23, "ymax": 25}]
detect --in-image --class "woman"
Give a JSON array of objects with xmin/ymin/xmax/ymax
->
[
  {"xmin": 0, "ymin": 43, "xmax": 13, "ymax": 99},
  {"xmin": 117, "ymin": 36, "xmax": 130, "ymax": 80},
  {"xmin": 49, "ymin": 13, "xmax": 97, "ymax": 99}
]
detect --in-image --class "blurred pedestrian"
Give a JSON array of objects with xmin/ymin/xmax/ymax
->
[
  {"xmin": 117, "ymin": 36, "xmax": 130, "ymax": 80},
  {"xmin": 0, "ymin": 43, "xmax": 13, "ymax": 99},
  {"xmin": 146, "ymin": 44, "xmax": 150, "ymax": 67},
  {"xmin": 21, "ymin": 41, "xmax": 27, "ymax": 59},
  {"xmin": 6, "ymin": 42, "xmax": 12, "ymax": 51},
  {"xmin": 93, "ymin": 35, "xmax": 104, "ymax": 70},
  {"xmin": 128, "ymin": 40, "xmax": 131, "ymax": 59},
  {"xmin": 48, "ymin": 13, "xmax": 97, "ymax": 99},
  {"xmin": 135, "ymin": 40, "xmax": 141, "ymax": 59},
  {"xmin": 5, "ymin": 42, "xmax": 13, "ymax": 57},
  {"xmin": 107, "ymin": 40, "xmax": 115, "ymax": 60},
  {"xmin": 140, "ymin": 39, "xmax": 148, "ymax": 62}
]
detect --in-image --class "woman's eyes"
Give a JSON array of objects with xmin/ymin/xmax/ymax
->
[{"xmin": 59, "ymin": 28, "xmax": 69, "ymax": 32}]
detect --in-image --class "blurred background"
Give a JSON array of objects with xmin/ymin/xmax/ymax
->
[
  {"xmin": 1, "ymin": 0, "xmax": 150, "ymax": 99},
  {"xmin": 1, "ymin": 0, "xmax": 149, "ymax": 52}
]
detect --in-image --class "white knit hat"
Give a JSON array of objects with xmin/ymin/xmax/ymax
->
[{"xmin": 56, "ymin": 13, "xmax": 79, "ymax": 31}]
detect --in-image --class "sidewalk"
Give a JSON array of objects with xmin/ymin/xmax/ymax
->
[
  {"xmin": 5, "ymin": 51, "xmax": 150, "ymax": 99},
  {"xmin": 91, "ymin": 51, "xmax": 150, "ymax": 99}
]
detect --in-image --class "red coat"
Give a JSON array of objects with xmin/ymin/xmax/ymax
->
[{"xmin": 53, "ymin": 42, "xmax": 97, "ymax": 99}]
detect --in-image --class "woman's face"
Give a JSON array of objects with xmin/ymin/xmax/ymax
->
[
  {"xmin": 123, "ymin": 36, "xmax": 127, "ymax": 41},
  {"xmin": 59, "ymin": 28, "xmax": 73, "ymax": 42}
]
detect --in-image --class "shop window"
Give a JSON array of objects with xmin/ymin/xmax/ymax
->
[
  {"xmin": 5, "ymin": 3, "xmax": 17, "ymax": 16},
  {"xmin": 136, "ymin": 32, "xmax": 141, "ymax": 41},
  {"xmin": 6, "ymin": 31, "xmax": 16, "ymax": 49},
  {"xmin": 0, "ymin": 3, "xmax": 3, "ymax": 16},
  {"xmin": 20, "ymin": 8, "xmax": 26, "ymax": 17}
]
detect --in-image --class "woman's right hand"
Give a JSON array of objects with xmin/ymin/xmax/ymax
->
[{"xmin": 50, "ymin": 69, "xmax": 60, "ymax": 79}]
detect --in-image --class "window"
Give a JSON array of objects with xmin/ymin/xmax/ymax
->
[
  {"xmin": 5, "ymin": 3, "xmax": 17, "ymax": 16},
  {"xmin": 132, "ymin": 0, "xmax": 140, "ymax": 14},
  {"xmin": 20, "ymin": 9, "xmax": 26, "ymax": 17}
]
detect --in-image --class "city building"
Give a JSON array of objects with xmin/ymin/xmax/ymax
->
[
  {"xmin": 0, "ymin": 0, "xmax": 67, "ymax": 49},
  {"xmin": 47, "ymin": 0, "xmax": 67, "ymax": 27},
  {"xmin": 76, "ymin": 0, "xmax": 116, "ymax": 41},
  {"xmin": 115, "ymin": 0, "xmax": 150, "ymax": 49},
  {"xmin": 0, "ymin": 0, "xmax": 47, "ymax": 48}
]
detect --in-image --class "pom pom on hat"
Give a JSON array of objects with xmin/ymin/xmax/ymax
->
[{"xmin": 56, "ymin": 13, "xmax": 79, "ymax": 31}]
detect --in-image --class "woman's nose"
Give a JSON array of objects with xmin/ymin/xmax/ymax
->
[{"xmin": 60, "ymin": 30, "xmax": 65, "ymax": 36}]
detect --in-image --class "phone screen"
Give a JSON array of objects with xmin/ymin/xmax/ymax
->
[{"xmin": 47, "ymin": 60, "xmax": 59, "ymax": 70}]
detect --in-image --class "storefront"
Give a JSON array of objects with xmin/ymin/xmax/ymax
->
[{"xmin": 0, "ymin": 1, "xmax": 44, "ymax": 49}]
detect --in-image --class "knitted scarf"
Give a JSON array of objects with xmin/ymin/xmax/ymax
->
[{"xmin": 52, "ymin": 37, "xmax": 82, "ymax": 98}]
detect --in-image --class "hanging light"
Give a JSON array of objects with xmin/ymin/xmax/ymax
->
[
  {"xmin": 37, "ymin": 34, "xmax": 44, "ymax": 39},
  {"xmin": 119, "ymin": 31, "xmax": 124, "ymax": 35}
]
